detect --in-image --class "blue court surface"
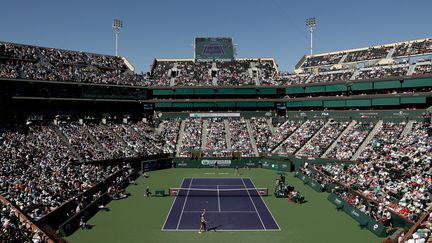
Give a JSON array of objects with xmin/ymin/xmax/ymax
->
[{"xmin": 162, "ymin": 178, "xmax": 280, "ymax": 231}]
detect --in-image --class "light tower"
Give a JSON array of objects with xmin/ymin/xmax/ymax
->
[
  {"xmin": 112, "ymin": 19, "xmax": 123, "ymax": 57},
  {"xmin": 306, "ymin": 17, "xmax": 316, "ymax": 56},
  {"xmin": 191, "ymin": 39, "xmax": 196, "ymax": 60}
]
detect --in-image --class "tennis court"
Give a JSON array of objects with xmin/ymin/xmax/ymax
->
[{"xmin": 162, "ymin": 178, "xmax": 280, "ymax": 231}]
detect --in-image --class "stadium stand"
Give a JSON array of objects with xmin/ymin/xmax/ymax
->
[
  {"xmin": 0, "ymin": 126, "xmax": 122, "ymax": 220},
  {"xmin": 0, "ymin": 36, "xmax": 431, "ymax": 241},
  {"xmin": 316, "ymin": 121, "xmax": 431, "ymax": 222},
  {"xmin": 0, "ymin": 195, "xmax": 53, "ymax": 243},
  {"xmin": 1, "ymin": 38, "xmax": 431, "ymax": 88},
  {"xmin": 275, "ymin": 120, "xmax": 325, "ymax": 155},
  {"xmin": 228, "ymin": 117, "xmax": 255, "ymax": 157},
  {"xmin": 178, "ymin": 118, "xmax": 203, "ymax": 157},
  {"xmin": 296, "ymin": 120, "xmax": 349, "ymax": 157},
  {"xmin": 325, "ymin": 121, "xmax": 376, "ymax": 160}
]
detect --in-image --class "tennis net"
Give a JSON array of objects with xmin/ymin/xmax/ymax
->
[{"xmin": 169, "ymin": 187, "xmax": 268, "ymax": 197}]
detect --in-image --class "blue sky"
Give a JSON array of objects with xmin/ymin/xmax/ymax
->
[{"xmin": 1, "ymin": 0, "xmax": 431, "ymax": 72}]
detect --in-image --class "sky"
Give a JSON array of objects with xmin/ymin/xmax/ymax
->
[{"xmin": 1, "ymin": 0, "xmax": 431, "ymax": 72}]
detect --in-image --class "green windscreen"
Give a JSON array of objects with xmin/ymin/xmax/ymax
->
[
  {"xmin": 323, "ymin": 100, "xmax": 346, "ymax": 107},
  {"xmin": 346, "ymin": 99, "xmax": 371, "ymax": 107},
  {"xmin": 374, "ymin": 81, "xmax": 401, "ymax": 89},
  {"xmin": 372, "ymin": 98, "xmax": 400, "ymax": 106}
]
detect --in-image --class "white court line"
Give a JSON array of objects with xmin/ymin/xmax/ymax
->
[
  {"xmin": 186, "ymin": 184, "xmax": 244, "ymax": 187},
  {"xmin": 183, "ymin": 211, "xmax": 257, "ymax": 213},
  {"xmin": 248, "ymin": 178, "xmax": 282, "ymax": 231},
  {"xmin": 161, "ymin": 178, "xmax": 185, "ymax": 231},
  {"xmin": 162, "ymin": 228, "xmax": 280, "ymax": 232},
  {"xmin": 175, "ymin": 178, "xmax": 193, "ymax": 230},
  {"xmin": 204, "ymin": 173, "xmax": 216, "ymax": 174},
  {"xmin": 241, "ymin": 178, "xmax": 266, "ymax": 231},
  {"xmin": 217, "ymin": 185, "xmax": 221, "ymax": 212},
  {"xmin": 181, "ymin": 177, "xmax": 242, "ymax": 179}
]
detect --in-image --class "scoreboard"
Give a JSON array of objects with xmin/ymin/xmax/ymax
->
[{"xmin": 195, "ymin": 37, "xmax": 234, "ymax": 62}]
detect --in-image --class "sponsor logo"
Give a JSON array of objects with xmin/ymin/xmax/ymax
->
[
  {"xmin": 177, "ymin": 162, "xmax": 188, "ymax": 167},
  {"xmin": 392, "ymin": 111, "xmax": 408, "ymax": 116},
  {"xmin": 359, "ymin": 112, "xmax": 378, "ymax": 116},
  {"xmin": 245, "ymin": 162, "xmax": 255, "ymax": 166},
  {"xmin": 189, "ymin": 113, "xmax": 240, "ymax": 118},
  {"xmin": 351, "ymin": 210, "xmax": 360, "ymax": 217},
  {"xmin": 321, "ymin": 112, "xmax": 329, "ymax": 116},
  {"xmin": 334, "ymin": 198, "xmax": 342, "ymax": 205},
  {"xmin": 201, "ymin": 159, "xmax": 231, "ymax": 166},
  {"xmin": 373, "ymin": 224, "xmax": 379, "ymax": 231}
]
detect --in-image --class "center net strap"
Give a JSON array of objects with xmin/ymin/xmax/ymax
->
[{"xmin": 169, "ymin": 187, "xmax": 268, "ymax": 197}]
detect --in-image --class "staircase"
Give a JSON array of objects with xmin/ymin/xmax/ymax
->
[
  {"xmin": 170, "ymin": 78, "xmax": 176, "ymax": 86},
  {"xmin": 111, "ymin": 125, "xmax": 129, "ymax": 148},
  {"xmin": 201, "ymin": 119, "xmax": 209, "ymax": 149},
  {"xmin": 83, "ymin": 128, "xmax": 110, "ymax": 159},
  {"xmin": 155, "ymin": 121, "xmax": 164, "ymax": 135},
  {"xmin": 268, "ymin": 119, "xmax": 299, "ymax": 152},
  {"xmin": 304, "ymin": 73, "xmax": 315, "ymax": 83},
  {"xmin": 175, "ymin": 120, "xmax": 186, "ymax": 155},
  {"xmin": 407, "ymin": 63, "xmax": 417, "ymax": 76},
  {"xmin": 255, "ymin": 78, "xmax": 261, "ymax": 86},
  {"xmin": 351, "ymin": 120, "xmax": 383, "ymax": 161},
  {"xmin": 386, "ymin": 47, "xmax": 396, "ymax": 59},
  {"xmin": 322, "ymin": 120, "xmax": 356, "ymax": 158},
  {"xmin": 350, "ymin": 69, "xmax": 360, "ymax": 80},
  {"xmin": 267, "ymin": 118, "xmax": 275, "ymax": 134},
  {"xmin": 224, "ymin": 119, "xmax": 232, "ymax": 149},
  {"xmin": 53, "ymin": 126, "xmax": 83, "ymax": 162},
  {"xmin": 109, "ymin": 125, "xmax": 135, "ymax": 156},
  {"xmin": 400, "ymin": 120, "xmax": 414, "ymax": 138},
  {"xmin": 245, "ymin": 119, "xmax": 260, "ymax": 156},
  {"xmin": 276, "ymin": 119, "xmax": 293, "ymax": 130},
  {"xmin": 271, "ymin": 122, "xmax": 304, "ymax": 153},
  {"xmin": 338, "ymin": 54, "xmax": 348, "ymax": 64},
  {"xmin": 296, "ymin": 120, "xmax": 331, "ymax": 156}
]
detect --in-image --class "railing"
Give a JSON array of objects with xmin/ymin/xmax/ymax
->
[
  {"xmin": 400, "ymin": 207, "xmax": 432, "ymax": 242},
  {"xmin": 311, "ymin": 166, "xmax": 415, "ymax": 228},
  {"xmin": 58, "ymin": 170, "xmax": 138, "ymax": 236},
  {"xmin": 0, "ymin": 195, "xmax": 55, "ymax": 243},
  {"xmin": 38, "ymin": 168, "xmax": 126, "ymax": 229}
]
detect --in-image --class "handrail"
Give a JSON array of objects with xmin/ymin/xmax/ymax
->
[
  {"xmin": 0, "ymin": 194, "xmax": 55, "ymax": 243},
  {"xmin": 38, "ymin": 167, "xmax": 126, "ymax": 228},
  {"xmin": 400, "ymin": 207, "xmax": 432, "ymax": 242}
]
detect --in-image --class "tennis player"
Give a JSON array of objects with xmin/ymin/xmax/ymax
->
[{"xmin": 198, "ymin": 209, "xmax": 207, "ymax": 233}]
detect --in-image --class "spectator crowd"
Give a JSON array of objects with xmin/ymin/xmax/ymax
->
[
  {"xmin": 2, "ymin": 39, "xmax": 430, "ymax": 88},
  {"xmin": 0, "ymin": 125, "xmax": 122, "ymax": 222},
  {"xmin": 317, "ymin": 121, "xmax": 432, "ymax": 222}
]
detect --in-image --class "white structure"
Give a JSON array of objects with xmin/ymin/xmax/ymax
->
[
  {"xmin": 112, "ymin": 19, "xmax": 123, "ymax": 57},
  {"xmin": 306, "ymin": 17, "xmax": 316, "ymax": 56}
]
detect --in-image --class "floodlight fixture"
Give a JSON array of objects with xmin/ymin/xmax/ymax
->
[
  {"xmin": 306, "ymin": 17, "xmax": 317, "ymax": 56},
  {"xmin": 112, "ymin": 19, "xmax": 123, "ymax": 56}
]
